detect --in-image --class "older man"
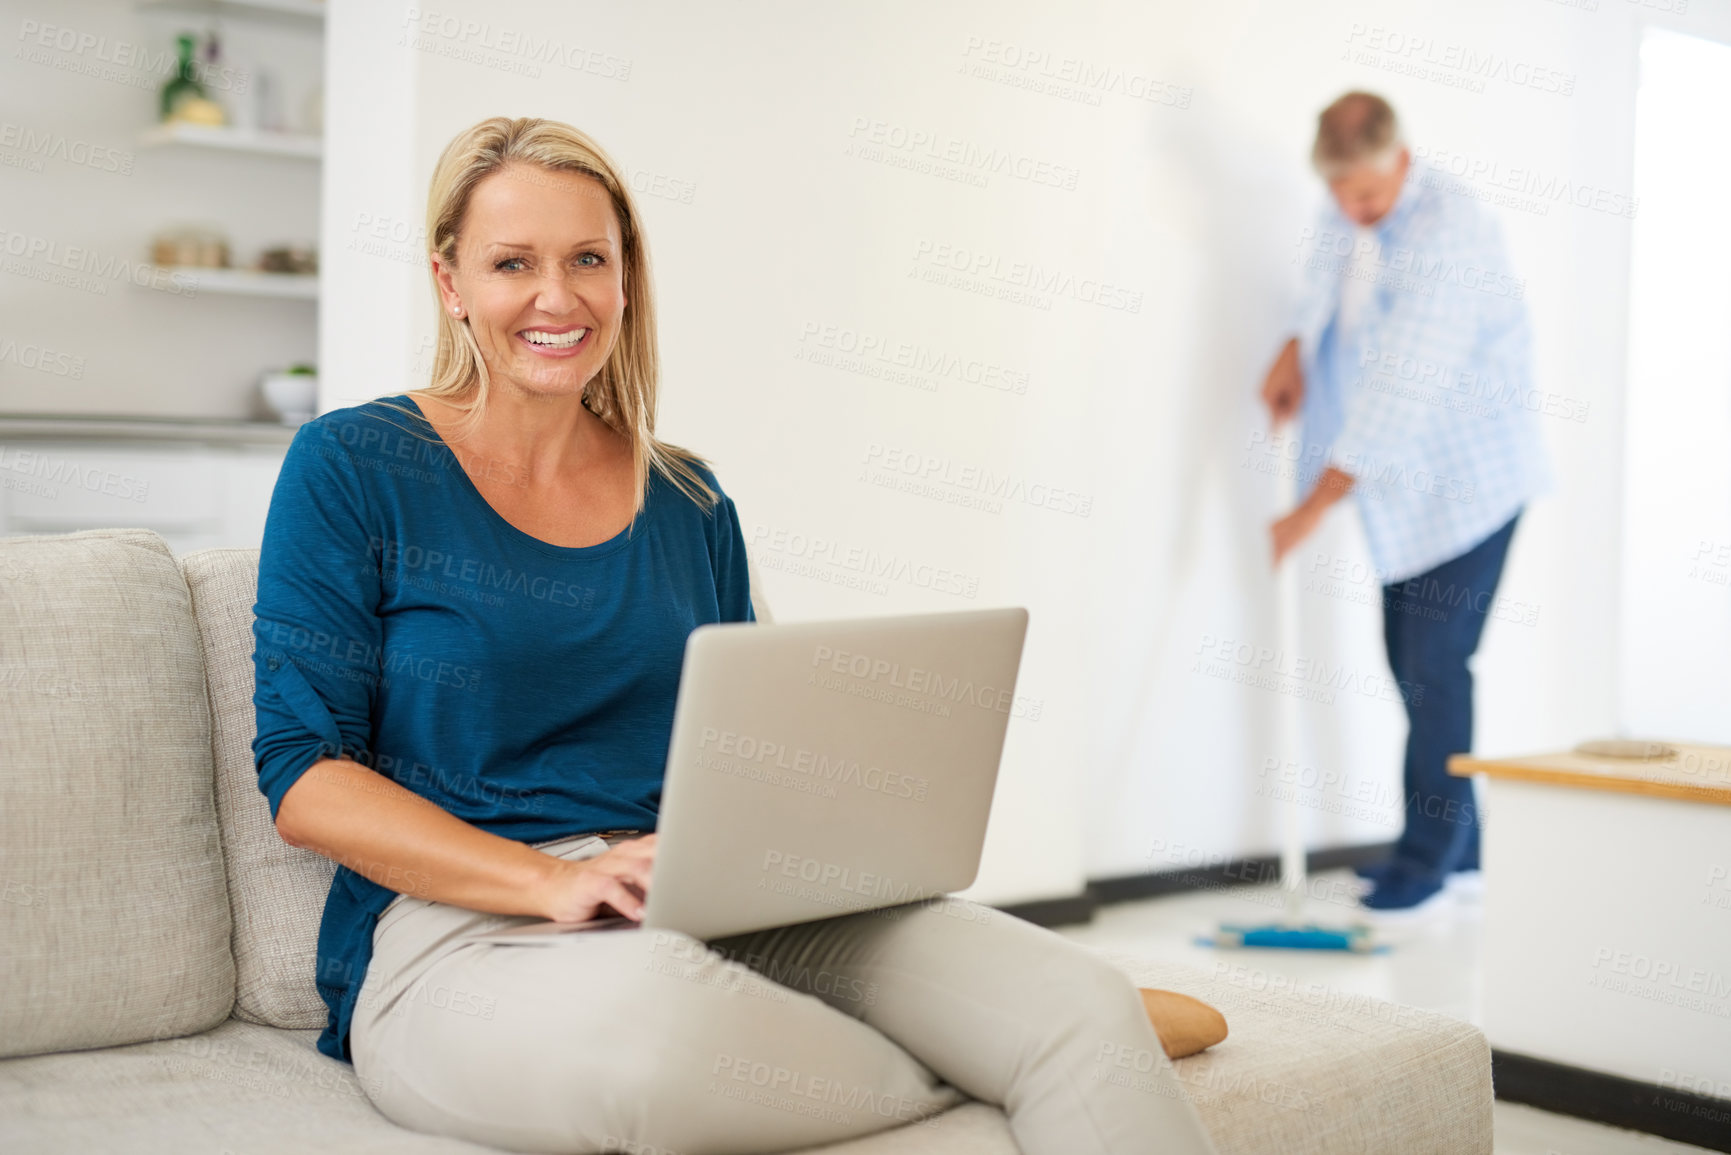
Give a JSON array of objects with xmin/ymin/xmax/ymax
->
[{"xmin": 1260, "ymin": 92, "xmax": 1551, "ymax": 913}]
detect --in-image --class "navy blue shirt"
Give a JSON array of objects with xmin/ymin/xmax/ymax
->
[{"xmin": 250, "ymin": 394, "xmax": 753, "ymax": 1062}]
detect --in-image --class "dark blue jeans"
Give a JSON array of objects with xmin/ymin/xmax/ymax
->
[{"xmin": 1380, "ymin": 512, "xmax": 1520, "ymax": 881}]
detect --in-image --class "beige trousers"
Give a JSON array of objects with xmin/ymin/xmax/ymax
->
[{"xmin": 350, "ymin": 833, "xmax": 1218, "ymax": 1155}]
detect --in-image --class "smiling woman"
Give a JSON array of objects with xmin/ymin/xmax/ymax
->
[
  {"xmin": 372, "ymin": 115, "xmax": 716, "ymax": 526},
  {"xmin": 250, "ymin": 115, "xmax": 759, "ymax": 1082}
]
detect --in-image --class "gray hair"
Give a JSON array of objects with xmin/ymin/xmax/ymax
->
[{"xmin": 1311, "ymin": 91, "xmax": 1405, "ymax": 177}]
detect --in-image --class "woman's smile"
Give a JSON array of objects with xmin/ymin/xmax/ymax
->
[{"xmin": 516, "ymin": 325, "xmax": 593, "ymax": 358}]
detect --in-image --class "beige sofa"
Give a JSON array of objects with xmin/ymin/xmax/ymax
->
[{"xmin": 0, "ymin": 529, "xmax": 1494, "ymax": 1153}]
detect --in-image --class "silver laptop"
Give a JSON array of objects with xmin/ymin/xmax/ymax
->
[{"xmin": 470, "ymin": 606, "xmax": 1028, "ymax": 943}]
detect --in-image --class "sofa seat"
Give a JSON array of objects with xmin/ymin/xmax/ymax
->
[
  {"xmin": 0, "ymin": 950, "xmax": 1490, "ymax": 1154},
  {"xmin": 0, "ymin": 1018, "xmax": 497, "ymax": 1154}
]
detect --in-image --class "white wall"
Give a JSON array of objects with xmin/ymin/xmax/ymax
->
[
  {"xmin": 318, "ymin": 0, "xmax": 421, "ymax": 416},
  {"xmin": 1619, "ymin": 27, "xmax": 1731, "ymax": 745},
  {"xmin": 0, "ymin": 0, "xmax": 322, "ymax": 420},
  {"xmin": 320, "ymin": 0, "xmax": 1725, "ymax": 905}
]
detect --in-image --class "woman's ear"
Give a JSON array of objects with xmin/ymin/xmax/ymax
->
[{"xmin": 430, "ymin": 250, "xmax": 462, "ymax": 315}]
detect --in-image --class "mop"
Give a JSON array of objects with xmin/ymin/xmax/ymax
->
[{"xmin": 1198, "ymin": 452, "xmax": 1383, "ymax": 953}]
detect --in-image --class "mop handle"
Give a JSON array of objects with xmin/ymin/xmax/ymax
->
[{"xmin": 1277, "ymin": 435, "xmax": 1307, "ymax": 924}]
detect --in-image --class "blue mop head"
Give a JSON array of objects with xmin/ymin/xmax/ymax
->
[{"xmin": 1197, "ymin": 922, "xmax": 1387, "ymax": 953}]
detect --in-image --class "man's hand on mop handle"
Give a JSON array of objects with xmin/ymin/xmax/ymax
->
[
  {"xmin": 1258, "ymin": 337, "xmax": 1355, "ymax": 566},
  {"xmin": 1270, "ymin": 467, "xmax": 1355, "ymax": 568},
  {"xmin": 1260, "ymin": 336, "xmax": 1304, "ymax": 426}
]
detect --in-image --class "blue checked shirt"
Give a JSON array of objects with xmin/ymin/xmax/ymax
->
[{"xmin": 1290, "ymin": 160, "xmax": 1553, "ymax": 584}]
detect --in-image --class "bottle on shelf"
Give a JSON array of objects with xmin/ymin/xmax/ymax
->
[{"xmin": 159, "ymin": 32, "xmax": 225, "ymax": 125}]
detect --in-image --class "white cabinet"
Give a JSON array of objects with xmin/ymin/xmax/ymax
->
[
  {"xmin": 0, "ymin": 437, "xmax": 289, "ymax": 556},
  {"xmin": 1456, "ymin": 745, "xmax": 1731, "ymax": 1091}
]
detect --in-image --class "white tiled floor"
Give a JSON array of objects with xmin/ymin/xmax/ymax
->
[{"xmin": 1053, "ymin": 868, "xmax": 1716, "ymax": 1154}]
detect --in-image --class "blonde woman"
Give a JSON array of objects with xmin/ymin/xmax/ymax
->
[{"xmin": 251, "ymin": 116, "xmax": 1218, "ymax": 1155}]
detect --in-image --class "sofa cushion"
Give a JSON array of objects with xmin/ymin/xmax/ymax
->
[
  {"xmin": 0, "ymin": 1018, "xmax": 501, "ymax": 1153},
  {"xmin": 1098, "ymin": 949, "xmax": 1493, "ymax": 1154},
  {"xmin": 0, "ymin": 1016, "xmax": 1016, "ymax": 1153},
  {"xmin": 0, "ymin": 954, "xmax": 1491, "ymax": 1154},
  {"xmin": 0, "ymin": 529, "xmax": 234, "ymax": 1059},
  {"xmin": 181, "ymin": 548, "xmax": 337, "ymax": 1030}
]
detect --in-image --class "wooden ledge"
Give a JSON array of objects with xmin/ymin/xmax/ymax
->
[{"xmin": 1448, "ymin": 743, "xmax": 1731, "ymax": 807}]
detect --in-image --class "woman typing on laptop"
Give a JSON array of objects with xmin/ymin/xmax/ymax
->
[{"xmin": 252, "ymin": 116, "xmax": 1219, "ymax": 1155}]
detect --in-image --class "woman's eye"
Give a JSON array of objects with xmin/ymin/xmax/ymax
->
[{"xmin": 492, "ymin": 254, "xmax": 603, "ymax": 272}]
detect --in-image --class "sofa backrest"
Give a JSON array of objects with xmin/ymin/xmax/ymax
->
[
  {"xmin": 177, "ymin": 538, "xmax": 777, "ymax": 1030},
  {"xmin": 181, "ymin": 547, "xmax": 336, "ymax": 1029},
  {"xmin": 0, "ymin": 529, "xmax": 235, "ymax": 1059}
]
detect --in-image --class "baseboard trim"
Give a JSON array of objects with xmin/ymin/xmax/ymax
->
[
  {"xmin": 995, "ymin": 891, "xmax": 1098, "ymax": 927},
  {"xmin": 1088, "ymin": 842, "xmax": 1395, "ymax": 906},
  {"xmin": 1492, "ymin": 1050, "xmax": 1731, "ymax": 1152},
  {"xmin": 994, "ymin": 842, "xmax": 1397, "ymax": 928}
]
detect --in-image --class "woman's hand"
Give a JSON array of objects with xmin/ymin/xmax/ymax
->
[{"xmin": 533, "ymin": 834, "xmax": 657, "ymax": 923}]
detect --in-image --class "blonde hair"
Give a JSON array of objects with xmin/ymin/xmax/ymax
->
[{"xmin": 372, "ymin": 115, "xmax": 718, "ymax": 518}]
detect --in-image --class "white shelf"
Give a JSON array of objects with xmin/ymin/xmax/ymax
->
[
  {"xmin": 139, "ymin": 122, "xmax": 322, "ymax": 160},
  {"xmin": 135, "ymin": 0, "xmax": 325, "ymax": 27},
  {"xmin": 148, "ymin": 267, "xmax": 319, "ymax": 299}
]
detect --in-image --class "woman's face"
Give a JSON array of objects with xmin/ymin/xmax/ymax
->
[{"xmin": 433, "ymin": 163, "xmax": 627, "ymax": 401}]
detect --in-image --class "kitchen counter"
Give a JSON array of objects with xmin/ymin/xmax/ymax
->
[
  {"xmin": 1448, "ymin": 743, "xmax": 1731, "ymax": 807},
  {"xmin": 0, "ymin": 414, "xmax": 299, "ymax": 446},
  {"xmin": 1449, "ymin": 742, "xmax": 1731, "ymax": 1107},
  {"xmin": 0, "ymin": 420, "xmax": 295, "ymax": 553}
]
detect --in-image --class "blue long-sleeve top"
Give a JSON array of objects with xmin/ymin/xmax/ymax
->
[{"xmin": 250, "ymin": 393, "xmax": 754, "ymax": 1063}]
